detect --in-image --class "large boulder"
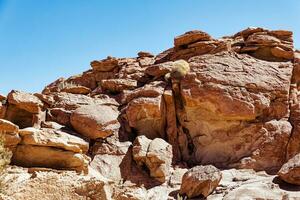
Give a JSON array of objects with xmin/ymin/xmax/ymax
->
[
  {"xmin": 125, "ymin": 81, "xmax": 166, "ymax": 139},
  {"xmin": 7, "ymin": 90, "xmax": 43, "ymax": 113},
  {"xmin": 12, "ymin": 127, "xmax": 90, "ymax": 173},
  {"xmin": 278, "ymin": 153, "xmax": 300, "ymax": 185},
  {"xmin": 132, "ymin": 135, "xmax": 173, "ymax": 183},
  {"xmin": 175, "ymin": 51, "xmax": 293, "ymax": 172},
  {"xmin": 70, "ymin": 104, "xmax": 120, "ymax": 139},
  {"xmin": 5, "ymin": 90, "xmax": 45, "ymax": 128},
  {"xmin": 179, "ymin": 165, "xmax": 222, "ymax": 198},
  {"xmin": 18, "ymin": 128, "xmax": 89, "ymax": 153}
]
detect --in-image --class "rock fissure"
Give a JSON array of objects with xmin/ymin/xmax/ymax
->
[{"xmin": 1, "ymin": 27, "xmax": 300, "ymax": 199}]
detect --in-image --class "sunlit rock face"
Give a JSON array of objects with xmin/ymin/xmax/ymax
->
[{"xmin": 2, "ymin": 27, "xmax": 300, "ymax": 199}]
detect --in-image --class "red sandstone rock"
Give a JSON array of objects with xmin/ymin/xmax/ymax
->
[
  {"xmin": 91, "ymin": 56, "xmax": 119, "ymax": 72},
  {"xmin": 174, "ymin": 30, "xmax": 212, "ymax": 48}
]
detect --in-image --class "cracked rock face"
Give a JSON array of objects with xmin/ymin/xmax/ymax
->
[
  {"xmin": 1, "ymin": 27, "xmax": 300, "ymax": 199},
  {"xmin": 132, "ymin": 135, "xmax": 173, "ymax": 183}
]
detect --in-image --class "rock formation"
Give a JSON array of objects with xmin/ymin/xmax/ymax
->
[{"xmin": 1, "ymin": 27, "xmax": 300, "ymax": 199}]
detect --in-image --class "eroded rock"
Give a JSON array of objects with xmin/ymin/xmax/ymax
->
[
  {"xmin": 278, "ymin": 153, "xmax": 300, "ymax": 185},
  {"xmin": 132, "ymin": 135, "xmax": 173, "ymax": 183},
  {"xmin": 179, "ymin": 165, "xmax": 222, "ymax": 198},
  {"xmin": 71, "ymin": 104, "xmax": 120, "ymax": 139}
]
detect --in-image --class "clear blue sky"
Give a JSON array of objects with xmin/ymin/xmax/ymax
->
[{"xmin": 0, "ymin": 0, "xmax": 299, "ymax": 95}]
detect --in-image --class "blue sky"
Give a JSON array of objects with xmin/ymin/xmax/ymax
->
[{"xmin": 0, "ymin": 0, "xmax": 299, "ymax": 95}]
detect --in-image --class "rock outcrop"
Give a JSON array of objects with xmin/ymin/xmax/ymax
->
[{"xmin": 1, "ymin": 27, "xmax": 300, "ymax": 199}]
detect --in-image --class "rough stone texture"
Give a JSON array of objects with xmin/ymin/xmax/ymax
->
[
  {"xmin": 7, "ymin": 90, "xmax": 43, "ymax": 113},
  {"xmin": 175, "ymin": 51, "xmax": 293, "ymax": 172},
  {"xmin": 0, "ymin": 102, "xmax": 6, "ymax": 119},
  {"xmin": 179, "ymin": 165, "xmax": 222, "ymax": 198},
  {"xmin": 70, "ymin": 104, "xmax": 120, "ymax": 139},
  {"xmin": 1, "ymin": 27, "xmax": 300, "ymax": 199},
  {"xmin": 61, "ymin": 85, "xmax": 91, "ymax": 95},
  {"xmin": 0, "ymin": 166, "xmax": 111, "ymax": 200},
  {"xmin": 174, "ymin": 30, "xmax": 212, "ymax": 48},
  {"xmin": 232, "ymin": 27, "xmax": 294, "ymax": 62},
  {"xmin": 5, "ymin": 90, "xmax": 45, "ymax": 128},
  {"xmin": 132, "ymin": 136, "xmax": 173, "ymax": 183},
  {"xmin": 0, "ymin": 119, "xmax": 20, "ymax": 150},
  {"xmin": 12, "ymin": 145, "xmax": 90, "ymax": 173},
  {"xmin": 18, "ymin": 128, "xmax": 89, "ymax": 153},
  {"xmin": 278, "ymin": 153, "xmax": 300, "ymax": 185},
  {"xmin": 11, "ymin": 127, "xmax": 90, "ymax": 173},
  {"xmin": 287, "ymin": 51, "xmax": 300, "ymax": 160},
  {"xmin": 91, "ymin": 56, "xmax": 119, "ymax": 72},
  {"xmin": 208, "ymin": 168, "xmax": 300, "ymax": 200},
  {"xmin": 100, "ymin": 79, "xmax": 137, "ymax": 93}
]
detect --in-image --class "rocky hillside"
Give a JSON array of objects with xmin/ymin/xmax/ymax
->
[{"xmin": 1, "ymin": 27, "xmax": 300, "ymax": 199}]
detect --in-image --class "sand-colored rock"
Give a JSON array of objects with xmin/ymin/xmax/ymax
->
[
  {"xmin": 61, "ymin": 85, "xmax": 91, "ymax": 95},
  {"xmin": 174, "ymin": 30, "xmax": 212, "ymax": 48},
  {"xmin": 71, "ymin": 104, "xmax": 120, "ymax": 139},
  {"xmin": 19, "ymin": 127, "xmax": 89, "ymax": 153},
  {"xmin": 278, "ymin": 153, "xmax": 300, "ymax": 185},
  {"xmin": 1, "ymin": 27, "xmax": 300, "ymax": 199},
  {"xmin": 132, "ymin": 136, "xmax": 173, "ymax": 183},
  {"xmin": 91, "ymin": 56, "xmax": 119, "ymax": 72},
  {"xmin": 100, "ymin": 79, "xmax": 137, "ymax": 93},
  {"xmin": 180, "ymin": 165, "xmax": 222, "ymax": 198},
  {"xmin": 0, "ymin": 119, "xmax": 20, "ymax": 150},
  {"xmin": 7, "ymin": 90, "xmax": 43, "ymax": 113}
]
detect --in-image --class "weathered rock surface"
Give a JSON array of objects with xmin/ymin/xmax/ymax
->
[
  {"xmin": 0, "ymin": 119, "xmax": 20, "ymax": 150},
  {"xmin": 100, "ymin": 78, "xmax": 137, "ymax": 93},
  {"xmin": 70, "ymin": 104, "xmax": 120, "ymax": 139},
  {"xmin": 278, "ymin": 153, "xmax": 300, "ymax": 185},
  {"xmin": 11, "ymin": 127, "xmax": 90, "ymax": 173},
  {"xmin": 91, "ymin": 56, "xmax": 119, "ymax": 72},
  {"xmin": 179, "ymin": 165, "xmax": 222, "ymax": 198},
  {"xmin": 1, "ymin": 27, "xmax": 300, "ymax": 199},
  {"xmin": 208, "ymin": 168, "xmax": 300, "ymax": 200},
  {"xmin": 5, "ymin": 90, "xmax": 45, "ymax": 128},
  {"xmin": 132, "ymin": 135, "xmax": 173, "ymax": 183},
  {"xmin": 18, "ymin": 128, "xmax": 89, "ymax": 153},
  {"xmin": 61, "ymin": 85, "xmax": 91, "ymax": 95},
  {"xmin": 12, "ymin": 145, "xmax": 90, "ymax": 173}
]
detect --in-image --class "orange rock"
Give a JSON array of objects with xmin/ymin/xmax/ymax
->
[
  {"xmin": 61, "ymin": 85, "xmax": 91, "ymax": 95},
  {"xmin": 271, "ymin": 46, "xmax": 294, "ymax": 60},
  {"xmin": 174, "ymin": 30, "xmax": 212, "ymax": 48},
  {"xmin": 91, "ymin": 56, "xmax": 119, "ymax": 72},
  {"xmin": 278, "ymin": 153, "xmax": 300, "ymax": 185}
]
